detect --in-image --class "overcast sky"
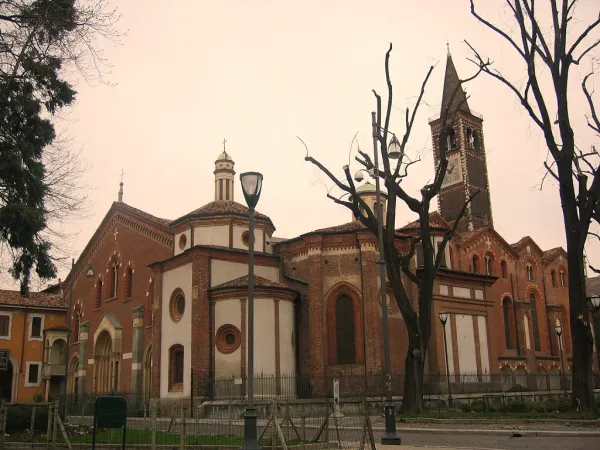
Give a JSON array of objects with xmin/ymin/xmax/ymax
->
[{"xmin": 7, "ymin": 0, "xmax": 600, "ymax": 289}]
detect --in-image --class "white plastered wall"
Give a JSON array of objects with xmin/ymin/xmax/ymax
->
[
  {"xmin": 194, "ymin": 225, "xmax": 229, "ymax": 247},
  {"xmin": 214, "ymin": 299, "xmax": 242, "ymax": 378},
  {"xmin": 455, "ymin": 314, "xmax": 477, "ymax": 378},
  {"xmin": 279, "ymin": 300, "xmax": 296, "ymax": 376},
  {"xmin": 232, "ymin": 225, "xmax": 265, "ymax": 251},
  {"xmin": 477, "ymin": 316, "xmax": 491, "ymax": 381},
  {"xmin": 174, "ymin": 229, "xmax": 191, "ymax": 256},
  {"xmin": 211, "ymin": 260, "xmax": 279, "ymax": 287},
  {"xmin": 160, "ymin": 263, "xmax": 192, "ymax": 398}
]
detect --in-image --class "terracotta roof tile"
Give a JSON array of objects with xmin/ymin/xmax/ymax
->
[
  {"xmin": 511, "ymin": 236, "xmax": 531, "ymax": 249},
  {"xmin": 542, "ymin": 247, "xmax": 565, "ymax": 262},
  {"xmin": 314, "ymin": 221, "xmax": 366, "ymax": 233},
  {"xmin": 587, "ymin": 276, "xmax": 600, "ymax": 297},
  {"xmin": 211, "ymin": 275, "xmax": 289, "ymax": 290},
  {"xmin": 398, "ymin": 211, "xmax": 451, "ymax": 231},
  {"xmin": 119, "ymin": 202, "xmax": 171, "ymax": 226},
  {"xmin": 0, "ymin": 290, "xmax": 67, "ymax": 309},
  {"xmin": 173, "ymin": 201, "xmax": 272, "ymax": 225}
]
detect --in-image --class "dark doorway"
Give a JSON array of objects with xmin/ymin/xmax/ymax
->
[{"xmin": 0, "ymin": 359, "xmax": 13, "ymax": 402}]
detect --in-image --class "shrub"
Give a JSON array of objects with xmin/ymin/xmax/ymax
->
[
  {"xmin": 5, "ymin": 405, "xmax": 49, "ymax": 433},
  {"xmin": 505, "ymin": 401, "xmax": 529, "ymax": 413}
]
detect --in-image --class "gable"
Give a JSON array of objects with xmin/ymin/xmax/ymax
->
[
  {"xmin": 66, "ymin": 202, "xmax": 174, "ymax": 287},
  {"xmin": 511, "ymin": 236, "xmax": 544, "ymax": 257},
  {"xmin": 458, "ymin": 228, "xmax": 518, "ymax": 259}
]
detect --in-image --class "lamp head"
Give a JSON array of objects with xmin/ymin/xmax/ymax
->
[
  {"xmin": 388, "ymin": 135, "xmax": 402, "ymax": 160},
  {"xmin": 588, "ymin": 295, "xmax": 600, "ymax": 310},
  {"xmin": 438, "ymin": 311, "xmax": 448, "ymax": 325},
  {"xmin": 354, "ymin": 170, "xmax": 364, "ymax": 182},
  {"xmin": 240, "ymin": 172, "xmax": 263, "ymax": 210},
  {"xmin": 555, "ymin": 325, "xmax": 563, "ymax": 336}
]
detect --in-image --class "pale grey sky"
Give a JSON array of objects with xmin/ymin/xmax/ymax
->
[{"xmin": 8, "ymin": 0, "xmax": 600, "ymax": 288}]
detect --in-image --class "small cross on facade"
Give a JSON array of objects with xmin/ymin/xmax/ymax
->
[
  {"xmin": 222, "ymin": 138, "xmax": 227, "ymax": 152},
  {"xmin": 114, "ymin": 228, "xmax": 119, "ymax": 241},
  {"xmin": 120, "ymin": 169, "xmax": 125, "ymax": 183}
]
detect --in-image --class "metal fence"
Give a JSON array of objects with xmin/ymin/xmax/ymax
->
[{"xmin": 192, "ymin": 371, "xmax": 577, "ymax": 401}]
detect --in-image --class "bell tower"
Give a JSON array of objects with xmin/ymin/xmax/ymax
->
[
  {"xmin": 214, "ymin": 142, "xmax": 235, "ymax": 202},
  {"xmin": 429, "ymin": 50, "xmax": 493, "ymax": 232}
]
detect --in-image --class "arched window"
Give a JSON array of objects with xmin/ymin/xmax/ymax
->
[
  {"xmin": 472, "ymin": 255, "xmax": 479, "ymax": 273},
  {"xmin": 446, "ymin": 126, "xmax": 457, "ymax": 151},
  {"xmin": 526, "ymin": 263, "xmax": 534, "ymax": 281},
  {"xmin": 95, "ymin": 279, "xmax": 103, "ymax": 309},
  {"xmin": 502, "ymin": 297, "xmax": 513, "ymax": 349},
  {"xmin": 335, "ymin": 295, "xmax": 356, "ymax": 364},
  {"xmin": 169, "ymin": 345, "xmax": 184, "ymax": 391},
  {"xmin": 124, "ymin": 267, "xmax": 133, "ymax": 299},
  {"xmin": 559, "ymin": 270, "xmax": 566, "ymax": 286},
  {"xmin": 530, "ymin": 293, "xmax": 541, "ymax": 351},
  {"xmin": 108, "ymin": 258, "xmax": 119, "ymax": 299},
  {"xmin": 501, "ymin": 260, "xmax": 507, "ymax": 278},
  {"xmin": 73, "ymin": 307, "xmax": 82, "ymax": 343},
  {"xmin": 484, "ymin": 254, "xmax": 493, "ymax": 275},
  {"xmin": 551, "ymin": 270, "xmax": 556, "ymax": 287},
  {"xmin": 146, "ymin": 279, "xmax": 154, "ymax": 326}
]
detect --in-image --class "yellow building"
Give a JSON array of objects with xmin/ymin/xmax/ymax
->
[{"xmin": 0, "ymin": 289, "xmax": 68, "ymax": 403}]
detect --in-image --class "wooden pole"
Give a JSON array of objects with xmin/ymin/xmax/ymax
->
[
  {"xmin": 179, "ymin": 406, "xmax": 186, "ymax": 450},
  {"xmin": 0, "ymin": 400, "xmax": 7, "ymax": 450},
  {"xmin": 46, "ymin": 403, "xmax": 53, "ymax": 450},
  {"xmin": 51, "ymin": 400, "xmax": 58, "ymax": 450},
  {"xmin": 30, "ymin": 406, "xmax": 36, "ymax": 436},
  {"xmin": 151, "ymin": 404, "xmax": 157, "ymax": 450}
]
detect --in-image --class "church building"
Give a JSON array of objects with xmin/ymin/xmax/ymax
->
[{"xmin": 62, "ymin": 52, "xmax": 579, "ymax": 402}]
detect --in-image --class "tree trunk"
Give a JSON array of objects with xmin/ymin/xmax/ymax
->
[
  {"xmin": 399, "ymin": 334, "xmax": 424, "ymax": 413},
  {"xmin": 558, "ymin": 160, "xmax": 595, "ymax": 410}
]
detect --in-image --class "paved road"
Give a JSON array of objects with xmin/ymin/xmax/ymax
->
[{"xmin": 373, "ymin": 430, "xmax": 600, "ymax": 449}]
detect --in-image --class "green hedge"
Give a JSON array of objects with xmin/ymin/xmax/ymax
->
[
  {"xmin": 460, "ymin": 397, "xmax": 571, "ymax": 414},
  {"xmin": 6, "ymin": 406, "xmax": 50, "ymax": 433}
]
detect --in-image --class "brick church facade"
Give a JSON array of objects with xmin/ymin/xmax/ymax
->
[{"xmin": 62, "ymin": 53, "xmax": 583, "ymax": 401}]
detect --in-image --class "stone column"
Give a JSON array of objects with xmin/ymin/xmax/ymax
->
[
  {"xmin": 131, "ymin": 305, "xmax": 145, "ymax": 395},
  {"xmin": 78, "ymin": 321, "xmax": 89, "ymax": 396}
]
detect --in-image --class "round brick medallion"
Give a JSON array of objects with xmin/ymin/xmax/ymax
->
[{"xmin": 216, "ymin": 324, "xmax": 241, "ymax": 354}]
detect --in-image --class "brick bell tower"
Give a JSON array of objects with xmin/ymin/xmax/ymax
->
[{"xmin": 429, "ymin": 49, "xmax": 493, "ymax": 233}]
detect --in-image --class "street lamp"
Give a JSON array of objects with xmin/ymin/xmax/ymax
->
[
  {"xmin": 586, "ymin": 295, "xmax": 600, "ymax": 386},
  {"xmin": 240, "ymin": 171, "xmax": 263, "ymax": 450},
  {"xmin": 371, "ymin": 112, "xmax": 401, "ymax": 445},
  {"xmin": 554, "ymin": 324, "xmax": 567, "ymax": 395},
  {"xmin": 438, "ymin": 312, "xmax": 453, "ymax": 408}
]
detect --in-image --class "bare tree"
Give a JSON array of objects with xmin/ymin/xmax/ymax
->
[
  {"xmin": 468, "ymin": 0, "xmax": 600, "ymax": 410},
  {"xmin": 303, "ymin": 44, "xmax": 481, "ymax": 412}
]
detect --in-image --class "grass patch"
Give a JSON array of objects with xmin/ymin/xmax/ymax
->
[{"xmin": 6, "ymin": 427, "xmax": 304, "ymax": 446}]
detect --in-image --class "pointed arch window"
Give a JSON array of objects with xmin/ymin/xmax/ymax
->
[
  {"xmin": 169, "ymin": 345, "xmax": 184, "ymax": 391},
  {"xmin": 530, "ymin": 293, "xmax": 541, "ymax": 351},
  {"xmin": 108, "ymin": 258, "xmax": 119, "ymax": 299},
  {"xmin": 446, "ymin": 127, "xmax": 457, "ymax": 151},
  {"xmin": 559, "ymin": 270, "xmax": 566, "ymax": 286},
  {"xmin": 124, "ymin": 267, "xmax": 133, "ymax": 299},
  {"xmin": 526, "ymin": 263, "xmax": 534, "ymax": 281},
  {"xmin": 484, "ymin": 254, "xmax": 493, "ymax": 275},
  {"xmin": 95, "ymin": 279, "xmax": 103, "ymax": 309},
  {"xmin": 472, "ymin": 255, "xmax": 479, "ymax": 274},
  {"xmin": 502, "ymin": 297, "xmax": 514, "ymax": 349},
  {"xmin": 335, "ymin": 295, "xmax": 356, "ymax": 364},
  {"xmin": 501, "ymin": 260, "xmax": 507, "ymax": 278}
]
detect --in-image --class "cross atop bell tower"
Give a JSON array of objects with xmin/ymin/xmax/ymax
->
[{"xmin": 429, "ymin": 49, "xmax": 493, "ymax": 233}]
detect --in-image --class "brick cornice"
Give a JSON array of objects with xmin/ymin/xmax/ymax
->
[
  {"xmin": 65, "ymin": 204, "xmax": 173, "ymax": 287},
  {"xmin": 210, "ymin": 287, "xmax": 297, "ymax": 302}
]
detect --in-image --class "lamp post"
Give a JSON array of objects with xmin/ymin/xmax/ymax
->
[
  {"xmin": 554, "ymin": 325, "xmax": 567, "ymax": 395},
  {"xmin": 438, "ymin": 312, "xmax": 453, "ymax": 408},
  {"xmin": 240, "ymin": 171, "xmax": 263, "ymax": 450},
  {"xmin": 587, "ymin": 295, "xmax": 600, "ymax": 386},
  {"xmin": 371, "ymin": 113, "xmax": 401, "ymax": 445}
]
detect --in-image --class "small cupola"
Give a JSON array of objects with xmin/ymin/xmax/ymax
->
[
  {"xmin": 214, "ymin": 149, "xmax": 235, "ymax": 201},
  {"xmin": 354, "ymin": 181, "xmax": 387, "ymax": 221}
]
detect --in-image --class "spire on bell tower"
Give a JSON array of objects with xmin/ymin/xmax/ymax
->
[
  {"xmin": 214, "ymin": 140, "xmax": 235, "ymax": 201},
  {"xmin": 429, "ymin": 47, "xmax": 494, "ymax": 233},
  {"xmin": 440, "ymin": 48, "xmax": 471, "ymax": 116},
  {"xmin": 118, "ymin": 169, "xmax": 124, "ymax": 202}
]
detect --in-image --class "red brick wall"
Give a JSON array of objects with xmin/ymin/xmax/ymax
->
[{"xmin": 66, "ymin": 210, "xmax": 172, "ymax": 393}]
